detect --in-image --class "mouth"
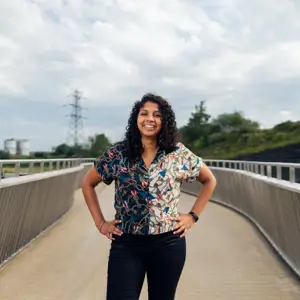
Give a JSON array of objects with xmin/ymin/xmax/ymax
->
[
  {"xmin": 142, "ymin": 124, "xmax": 156, "ymax": 131},
  {"xmin": 143, "ymin": 124, "xmax": 156, "ymax": 128}
]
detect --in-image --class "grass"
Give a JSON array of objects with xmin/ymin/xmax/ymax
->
[{"xmin": 199, "ymin": 137, "xmax": 300, "ymax": 159}]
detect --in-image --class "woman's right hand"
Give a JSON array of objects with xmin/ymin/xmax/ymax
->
[{"xmin": 98, "ymin": 220, "xmax": 123, "ymax": 240}]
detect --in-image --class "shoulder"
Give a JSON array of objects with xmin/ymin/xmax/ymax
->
[
  {"xmin": 163, "ymin": 142, "xmax": 193, "ymax": 161},
  {"xmin": 108, "ymin": 141, "xmax": 125, "ymax": 155},
  {"xmin": 175, "ymin": 142, "xmax": 185, "ymax": 151},
  {"xmin": 172, "ymin": 142, "xmax": 190, "ymax": 154},
  {"xmin": 162, "ymin": 142, "xmax": 189, "ymax": 158},
  {"xmin": 95, "ymin": 142, "xmax": 124, "ymax": 162},
  {"xmin": 173, "ymin": 142, "xmax": 202, "ymax": 161}
]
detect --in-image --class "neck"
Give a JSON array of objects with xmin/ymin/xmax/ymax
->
[{"xmin": 141, "ymin": 136, "xmax": 158, "ymax": 152}]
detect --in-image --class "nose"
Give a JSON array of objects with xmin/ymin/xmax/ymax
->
[{"xmin": 146, "ymin": 114, "xmax": 155, "ymax": 121}]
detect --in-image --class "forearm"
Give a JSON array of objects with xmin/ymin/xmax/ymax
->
[
  {"xmin": 190, "ymin": 179, "xmax": 216, "ymax": 216},
  {"xmin": 82, "ymin": 184, "xmax": 105, "ymax": 227}
]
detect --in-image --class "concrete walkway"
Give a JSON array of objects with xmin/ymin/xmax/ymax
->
[{"xmin": 0, "ymin": 184, "xmax": 299, "ymax": 300}]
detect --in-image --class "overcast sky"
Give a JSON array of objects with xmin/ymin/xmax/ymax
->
[{"xmin": 1, "ymin": 0, "xmax": 300, "ymax": 152}]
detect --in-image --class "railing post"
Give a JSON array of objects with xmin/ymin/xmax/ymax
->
[
  {"xmin": 289, "ymin": 167, "xmax": 295, "ymax": 183},
  {"xmin": 260, "ymin": 164, "xmax": 265, "ymax": 176},
  {"xmin": 267, "ymin": 165, "xmax": 272, "ymax": 177},
  {"xmin": 29, "ymin": 162, "xmax": 34, "ymax": 174},
  {"xmin": 15, "ymin": 163, "xmax": 20, "ymax": 176},
  {"xmin": 276, "ymin": 166, "xmax": 282, "ymax": 180}
]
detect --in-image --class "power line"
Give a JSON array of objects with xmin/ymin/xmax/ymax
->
[{"xmin": 64, "ymin": 89, "xmax": 87, "ymax": 147}]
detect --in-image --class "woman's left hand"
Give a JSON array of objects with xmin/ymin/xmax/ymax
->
[{"xmin": 170, "ymin": 212, "xmax": 196, "ymax": 237}]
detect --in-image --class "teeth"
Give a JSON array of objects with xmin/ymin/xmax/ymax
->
[{"xmin": 144, "ymin": 125, "xmax": 155, "ymax": 128}]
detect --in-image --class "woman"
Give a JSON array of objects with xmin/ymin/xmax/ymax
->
[{"xmin": 82, "ymin": 93, "xmax": 216, "ymax": 300}]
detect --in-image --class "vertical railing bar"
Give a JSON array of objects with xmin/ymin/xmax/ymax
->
[
  {"xmin": 15, "ymin": 163, "xmax": 20, "ymax": 177},
  {"xmin": 260, "ymin": 164, "xmax": 263, "ymax": 176},
  {"xmin": 267, "ymin": 165, "xmax": 272, "ymax": 178},
  {"xmin": 290, "ymin": 167, "xmax": 295, "ymax": 183},
  {"xmin": 276, "ymin": 166, "xmax": 282, "ymax": 180}
]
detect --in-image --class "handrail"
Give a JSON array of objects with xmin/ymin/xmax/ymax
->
[
  {"xmin": 0, "ymin": 158, "xmax": 94, "ymax": 179},
  {"xmin": 0, "ymin": 158, "xmax": 92, "ymax": 163},
  {"xmin": 2, "ymin": 157, "xmax": 299, "ymax": 183},
  {"xmin": 204, "ymin": 159, "xmax": 300, "ymax": 183}
]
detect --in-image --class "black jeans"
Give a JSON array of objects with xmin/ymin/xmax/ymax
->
[{"xmin": 106, "ymin": 230, "xmax": 186, "ymax": 300}]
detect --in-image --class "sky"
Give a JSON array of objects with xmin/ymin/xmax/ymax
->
[{"xmin": 0, "ymin": 0, "xmax": 300, "ymax": 152}]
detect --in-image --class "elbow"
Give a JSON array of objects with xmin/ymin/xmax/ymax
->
[
  {"xmin": 82, "ymin": 168, "xmax": 101, "ymax": 190},
  {"xmin": 200, "ymin": 173, "xmax": 217, "ymax": 189},
  {"xmin": 205, "ymin": 176, "xmax": 217, "ymax": 187},
  {"xmin": 82, "ymin": 174, "xmax": 94, "ymax": 192},
  {"xmin": 209, "ymin": 171, "xmax": 217, "ymax": 187}
]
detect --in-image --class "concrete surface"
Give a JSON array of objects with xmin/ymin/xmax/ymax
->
[
  {"xmin": 0, "ymin": 184, "xmax": 299, "ymax": 300},
  {"xmin": 182, "ymin": 167, "xmax": 300, "ymax": 277}
]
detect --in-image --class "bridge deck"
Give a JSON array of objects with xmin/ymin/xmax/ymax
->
[{"xmin": 0, "ymin": 185, "xmax": 299, "ymax": 299}]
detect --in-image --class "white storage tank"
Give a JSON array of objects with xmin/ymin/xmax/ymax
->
[
  {"xmin": 4, "ymin": 139, "xmax": 17, "ymax": 155},
  {"xmin": 17, "ymin": 139, "xmax": 30, "ymax": 156}
]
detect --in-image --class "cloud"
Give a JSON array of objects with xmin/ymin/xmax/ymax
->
[{"xmin": 0, "ymin": 0, "xmax": 300, "ymax": 151}]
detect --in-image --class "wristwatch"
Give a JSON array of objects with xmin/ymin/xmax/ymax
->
[{"xmin": 189, "ymin": 211, "xmax": 199, "ymax": 223}]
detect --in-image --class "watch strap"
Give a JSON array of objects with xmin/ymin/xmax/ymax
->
[{"xmin": 189, "ymin": 211, "xmax": 199, "ymax": 222}]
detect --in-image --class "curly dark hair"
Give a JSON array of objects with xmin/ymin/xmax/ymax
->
[{"xmin": 122, "ymin": 93, "xmax": 180, "ymax": 160}]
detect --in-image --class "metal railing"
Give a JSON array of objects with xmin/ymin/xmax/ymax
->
[
  {"xmin": 0, "ymin": 158, "xmax": 94, "ymax": 180},
  {"xmin": 204, "ymin": 159, "xmax": 300, "ymax": 183},
  {"xmin": 2, "ymin": 157, "xmax": 299, "ymax": 183}
]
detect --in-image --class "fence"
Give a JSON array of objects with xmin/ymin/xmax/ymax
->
[
  {"xmin": 204, "ymin": 159, "xmax": 300, "ymax": 183},
  {"xmin": 0, "ymin": 158, "xmax": 93, "ymax": 179}
]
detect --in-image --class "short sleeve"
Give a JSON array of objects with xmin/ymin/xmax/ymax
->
[
  {"xmin": 93, "ymin": 145, "xmax": 120, "ymax": 185},
  {"xmin": 177, "ymin": 143, "xmax": 203, "ymax": 183}
]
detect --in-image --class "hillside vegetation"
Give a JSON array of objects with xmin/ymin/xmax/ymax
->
[{"xmin": 179, "ymin": 101, "xmax": 300, "ymax": 159}]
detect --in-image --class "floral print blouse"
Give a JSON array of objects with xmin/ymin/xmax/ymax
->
[{"xmin": 94, "ymin": 142, "xmax": 202, "ymax": 235}]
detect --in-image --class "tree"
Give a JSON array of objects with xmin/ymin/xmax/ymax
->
[
  {"xmin": 212, "ymin": 111, "xmax": 260, "ymax": 134},
  {"xmin": 273, "ymin": 121, "xmax": 300, "ymax": 132},
  {"xmin": 52, "ymin": 143, "xmax": 76, "ymax": 157},
  {"xmin": 88, "ymin": 133, "xmax": 111, "ymax": 157},
  {"xmin": 180, "ymin": 100, "xmax": 211, "ymax": 147},
  {"xmin": 0, "ymin": 150, "xmax": 10, "ymax": 159},
  {"xmin": 188, "ymin": 100, "xmax": 211, "ymax": 128}
]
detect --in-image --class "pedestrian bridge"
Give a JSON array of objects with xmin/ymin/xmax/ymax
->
[{"xmin": 0, "ymin": 158, "xmax": 299, "ymax": 299}]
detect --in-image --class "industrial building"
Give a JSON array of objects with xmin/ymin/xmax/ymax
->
[{"xmin": 4, "ymin": 139, "xmax": 30, "ymax": 156}]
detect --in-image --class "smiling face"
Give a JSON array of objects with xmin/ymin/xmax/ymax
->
[{"xmin": 137, "ymin": 101, "xmax": 162, "ymax": 139}]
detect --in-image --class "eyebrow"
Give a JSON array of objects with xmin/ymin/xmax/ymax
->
[{"xmin": 140, "ymin": 109, "xmax": 161, "ymax": 113}]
